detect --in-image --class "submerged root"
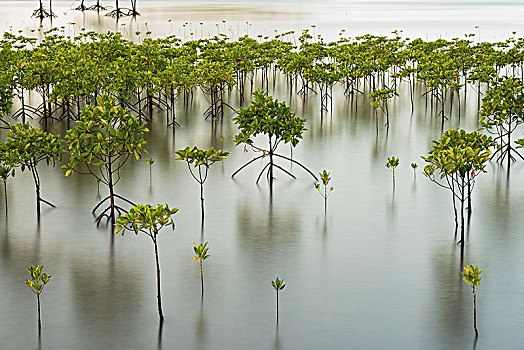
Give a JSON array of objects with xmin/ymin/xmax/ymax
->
[
  {"xmin": 74, "ymin": 4, "xmax": 88, "ymax": 11},
  {"xmin": 105, "ymin": 8, "xmax": 134, "ymax": 18},
  {"xmin": 32, "ymin": 8, "xmax": 56, "ymax": 19},
  {"xmin": 87, "ymin": 4, "xmax": 108, "ymax": 11}
]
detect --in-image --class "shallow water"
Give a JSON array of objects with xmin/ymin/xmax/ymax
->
[
  {"xmin": 1, "ymin": 2, "xmax": 524, "ymax": 350},
  {"xmin": 1, "ymin": 0, "xmax": 523, "ymax": 41}
]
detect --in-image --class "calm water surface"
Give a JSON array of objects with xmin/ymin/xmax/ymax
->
[{"xmin": 1, "ymin": 1, "xmax": 524, "ymax": 350}]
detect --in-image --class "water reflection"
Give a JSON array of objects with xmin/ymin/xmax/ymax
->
[
  {"xmin": 70, "ymin": 251, "xmax": 143, "ymax": 346},
  {"xmin": 235, "ymin": 192, "xmax": 301, "ymax": 265},
  {"xmin": 273, "ymin": 323, "xmax": 281, "ymax": 350},
  {"xmin": 157, "ymin": 319, "xmax": 164, "ymax": 350},
  {"xmin": 194, "ymin": 301, "xmax": 208, "ymax": 350},
  {"xmin": 430, "ymin": 243, "xmax": 467, "ymax": 348}
]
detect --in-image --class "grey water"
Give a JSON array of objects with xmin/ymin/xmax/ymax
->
[{"xmin": 1, "ymin": 1, "xmax": 524, "ymax": 349}]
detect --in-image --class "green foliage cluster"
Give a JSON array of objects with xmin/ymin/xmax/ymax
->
[
  {"xmin": 0, "ymin": 123, "xmax": 62, "ymax": 214},
  {"xmin": 480, "ymin": 76, "xmax": 524, "ymax": 164},
  {"xmin": 422, "ymin": 130, "xmax": 494, "ymax": 179},
  {"xmin": 63, "ymin": 95, "xmax": 148, "ymax": 178},
  {"xmin": 116, "ymin": 203, "xmax": 178, "ymax": 236},
  {"xmin": 1, "ymin": 123, "xmax": 62, "ymax": 171},
  {"xmin": 0, "ymin": 28, "xmax": 523, "ymax": 125},
  {"xmin": 25, "ymin": 265, "xmax": 52, "ymax": 296},
  {"xmin": 234, "ymin": 89, "xmax": 305, "ymax": 148},
  {"xmin": 175, "ymin": 147, "xmax": 228, "ymax": 168},
  {"xmin": 422, "ymin": 129, "xmax": 496, "ymax": 242},
  {"xmin": 370, "ymin": 87, "xmax": 398, "ymax": 109}
]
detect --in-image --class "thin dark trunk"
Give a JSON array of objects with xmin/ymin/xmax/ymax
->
[
  {"xmin": 410, "ymin": 75, "xmax": 414, "ymax": 113},
  {"xmin": 451, "ymin": 178, "xmax": 458, "ymax": 233},
  {"xmin": 108, "ymin": 157, "xmax": 116, "ymax": 230},
  {"xmin": 200, "ymin": 181, "xmax": 204, "ymax": 228},
  {"xmin": 467, "ymin": 173, "xmax": 472, "ymax": 215},
  {"xmin": 460, "ymin": 178, "xmax": 465, "ymax": 244},
  {"xmin": 508, "ymin": 123, "xmax": 511, "ymax": 169},
  {"xmin": 37, "ymin": 294, "xmax": 41, "ymax": 335},
  {"xmin": 324, "ymin": 186, "xmax": 327, "ymax": 214},
  {"xmin": 3, "ymin": 179, "xmax": 7, "ymax": 213},
  {"xmin": 276, "ymin": 291, "xmax": 279, "ymax": 322},
  {"xmin": 473, "ymin": 291, "xmax": 478, "ymax": 336},
  {"xmin": 269, "ymin": 136, "xmax": 274, "ymax": 191},
  {"xmin": 392, "ymin": 169, "xmax": 395, "ymax": 188},
  {"xmin": 200, "ymin": 261, "xmax": 204, "ymax": 297},
  {"xmin": 21, "ymin": 91, "xmax": 26, "ymax": 124},
  {"xmin": 147, "ymin": 89, "xmax": 153, "ymax": 119},
  {"xmin": 33, "ymin": 170, "xmax": 41, "ymax": 217},
  {"xmin": 153, "ymin": 236, "xmax": 164, "ymax": 320}
]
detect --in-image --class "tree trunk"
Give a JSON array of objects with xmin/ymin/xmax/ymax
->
[
  {"xmin": 200, "ymin": 261, "xmax": 204, "ymax": 297},
  {"xmin": 147, "ymin": 89, "xmax": 153, "ymax": 119},
  {"xmin": 37, "ymin": 294, "xmax": 42, "ymax": 335},
  {"xmin": 473, "ymin": 290, "xmax": 478, "ymax": 336},
  {"xmin": 108, "ymin": 157, "xmax": 116, "ymax": 231},
  {"xmin": 392, "ymin": 169, "xmax": 395, "ymax": 188},
  {"xmin": 153, "ymin": 237, "xmax": 164, "ymax": 320},
  {"xmin": 276, "ymin": 291, "xmax": 279, "ymax": 322},
  {"xmin": 467, "ymin": 172, "xmax": 472, "ymax": 215},
  {"xmin": 3, "ymin": 179, "xmax": 7, "ymax": 213},
  {"xmin": 269, "ymin": 136, "xmax": 274, "ymax": 191},
  {"xmin": 200, "ymin": 181, "xmax": 204, "ymax": 228},
  {"xmin": 324, "ymin": 187, "xmax": 327, "ymax": 214},
  {"xmin": 508, "ymin": 121, "xmax": 511, "ymax": 169},
  {"xmin": 32, "ymin": 166, "xmax": 41, "ymax": 217},
  {"xmin": 460, "ymin": 178, "xmax": 465, "ymax": 244}
]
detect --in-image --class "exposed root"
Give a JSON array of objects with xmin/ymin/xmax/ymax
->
[
  {"xmin": 32, "ymin": 8, "xmax": 56, "ymax": 19},
  {"xmin": 87, "ymin": 4, "xmax": 108, "ymax": 11},
  {"xmin": 74, "ymin": 4, "xmax": 89, "ymax": 11},
  {"xmin": 105, "ymin": 8, "xmax": 134, "ymax": 18}
]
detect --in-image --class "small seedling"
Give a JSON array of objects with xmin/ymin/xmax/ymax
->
[
  {"xmin": 192, "ymin": 241, "xmax": 211, "ymax": 297},
  {"xmin": 314, "ymin": 169, "xmax": 334, "ymax": 212},
  {"xmin": 146, "ymin": 158, "xmax": 154, "ymax": 181},
  {"xmin": 270, "ymin": 277, "xmax": 286, "ymax": 322},
  {"xmin": 385, "ymin": 156, "xmax": 400, "ymax": 186},
  {"xmin": 411, "ymin": 162, "xmax": 418, "ymax": 179},
  {"xmin": 26, "ymin": 265, "xmax": 52, "ymax": 335},
  {"xmin": 462, "ymin": 264, "xmax": 484, "ymax": 336}
]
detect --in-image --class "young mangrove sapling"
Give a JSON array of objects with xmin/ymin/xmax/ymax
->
[
  {"xmin": 175, "ymin": 146, "xmax": 228, "ymax": 226},
  {"xmin": 270, "ymin": 277, "xmax": 286, "ymax": 322},
  {"xmin": 116, "ymin": 203, "xmax": 179, "ymax": 321},
  {"xmin": 63, "ymin": 95, "xmax": 149, "ymax": 231},
  {"xmin": 25, "ymin": 265, "xmax": 52, "ymax": 336},
  {"xmin": 411, "ymin": 162, "xmax": 418, "ymax": 180},
  {"xmin": 462, "ymin": 264, "xmax": 484, "ymax": 336},
  {"xmin": 385, "ymin": 156, "xmax": 399, "ymax": 187},
  {"xmin": 232, "ymin": 89, "xmax": 317, "ymax": 189},
  {"xmin": 1, "ymin": 123, "xmax": 62, "ymax": 217},
  {"xmin": 314, "ymin": 169, "xmax": 334, "ymax": 212},
  {"xmin": 192, "ymin": 241, "xmax": 210, "ymax": 297}
]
